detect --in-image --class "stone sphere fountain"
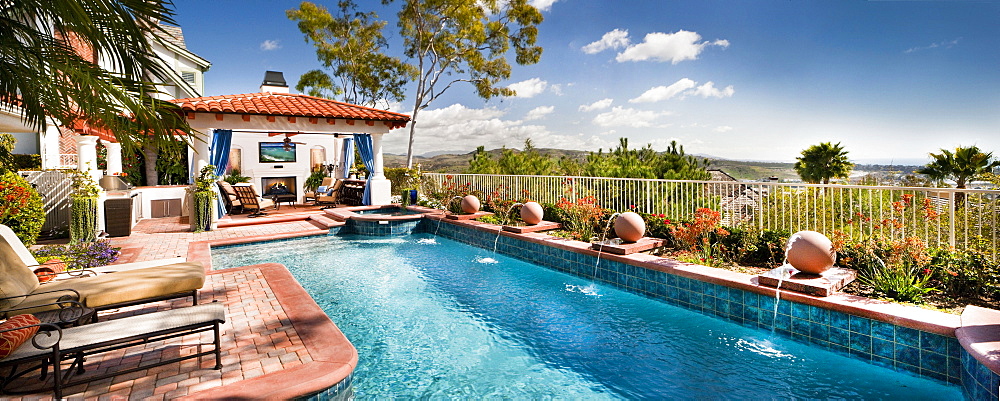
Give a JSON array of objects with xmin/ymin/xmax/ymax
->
[
  {"xmin": 614, "ymin": 212, "xmax": 646, "ymax": 243},
  {"xmin": 520, "ymin": 201, "xmax": 544, "ymax": 225},
  {"xmin": 460, "ymin": 195, "xmax": 480, "ymax": 214},
  {"xmin": 785, "ymin": 230, "xmax": 836, "ymax": 275}
]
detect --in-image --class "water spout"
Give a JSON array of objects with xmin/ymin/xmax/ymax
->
[
  {"xmin": 771, "ymin": 263, "xmax": 796, "ymax": 329},
  {"xmin": 594, "ymin": 212, "xmax": 622, "ymax": 280},
  {"xmin": 493, "ymin": 203, "xmax": 523, "ymax": 255},
  {"xmin": 431, "ymin": 196, "xmax": 465, "ymax": 239}
]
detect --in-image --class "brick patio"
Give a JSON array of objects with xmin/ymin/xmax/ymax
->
[{"xmin": 9, "ymin": 208, "xmax": 354, "ymax": 400}]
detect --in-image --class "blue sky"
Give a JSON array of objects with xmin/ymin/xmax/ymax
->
[{"xmin": 171, "ymin": 0, "xmax": 1000, "ymax": 163}]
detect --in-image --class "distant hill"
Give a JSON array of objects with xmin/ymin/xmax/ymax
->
[{"xmin": 386, "ymin": 148, "xmax": 921, "ymax": 182}]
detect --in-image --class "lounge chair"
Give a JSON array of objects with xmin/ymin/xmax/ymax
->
[
  {"xmin": 217, "ymin": 181, "xmax": 243, "ymax": 214},
  {"xmin": 304, "ymin": 177, "xmax": 334, "ymax": 204},
  {"xmin": 0, "ymin": 302, "xmax": 225, "ymax": 398},
  {"xmin": 316, "ymin": 179, "xmax": 344, "ymax": 208},
  {"xmin": 0, "ymin": 225, "xmax": 205, "ymax": 321},
  {"xmin": 232, "ymin": 184, "xmax": 274, "ymax": 217}
]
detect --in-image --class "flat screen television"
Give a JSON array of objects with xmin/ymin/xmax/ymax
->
[{"xmin": 259, "ymin": 142, "xmax": 296, "ymax": 163}]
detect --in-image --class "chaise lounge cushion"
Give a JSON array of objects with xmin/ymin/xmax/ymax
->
[
  {"xmin": 14, "ymin": 262, "xmax": 206, "ymax": 313},
  {"xmin": 0, "ymin": 314, "xmax": 41, "ymax": 360}
]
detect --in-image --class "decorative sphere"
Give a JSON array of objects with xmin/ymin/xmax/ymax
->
[
  {"xmin": 460, "ymin": 195, "xmax": 480, "ymax": 214},
  {"xmin": 785, "ymin": 230, "xmax": 836, "ymax": 275},
  {"xmin": 520, "ymin": 202, "xmax": 544, "ymax": 225},
  {"xmin": 614, "ymin": 212, "xmax": 646, "ymax": 243}
]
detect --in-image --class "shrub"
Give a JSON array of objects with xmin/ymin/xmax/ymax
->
[
  {"xmin": 385, "ymin": 167, "xmax": 421, "ymax": 192},
  {"xmin": 12, "ymin": 154, "xmax": 41, "ymax": 170},
  {"xmin": 555, "ymin": 196, "xmax": 606, "ymax": 242},
  {"xmin": 745, "ymin": 229, "xmax": 790, "ymax": 267},
  {"xmin": 190, "ymin": 165, "xmax": 218, "ymax": 232},
  {"xmin": 68, "ymin": 169, "xmax": 100, "ymax": 243},
  {"xmin": 222, "ymin": 168, "xmax": 251, "ymax": 185},
  {"xmin": 927, "ymin": 245, "xmax": 1000, "ymax": 300},
  {"xmin": 641, "ymin": 212, "xmax": 677, "ymax": 247},
  {"xmin": 0, "ymin": 171, "xmax": 45, "ymax": 246}
]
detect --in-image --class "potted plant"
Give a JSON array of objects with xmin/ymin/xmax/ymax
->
[
  {"xmin": 68, "ymin": 168, "xmax": 100, "ymax": 243},
  {"xmin": 190, "ymin": 165, "xmax": 218, "ymax": 232},
  {"xmin": 222, "ymin": 168, "xmax": 250, "ymax": 185}
]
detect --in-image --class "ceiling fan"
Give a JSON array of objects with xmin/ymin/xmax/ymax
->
[{"xmin": 269, "ymin": 132, "xmax": 306, "ymax": 151}]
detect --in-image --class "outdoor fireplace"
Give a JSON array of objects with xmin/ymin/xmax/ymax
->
[{"xmin": 261, "ymin": 177, "xmax": 297, "ymax": 196}]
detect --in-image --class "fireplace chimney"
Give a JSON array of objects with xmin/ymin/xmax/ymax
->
[{"xmin": 260, "ymin": 71, "xmax": 289, "ymax": 93}]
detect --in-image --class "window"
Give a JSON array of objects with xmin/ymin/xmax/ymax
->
[
  {"xmin": 310, "ymin": 147, "xmax": 326, "ymax": 171},
  {"xmin": 181, "ymin": 71, "xmax": 197, "ymax": 85}
]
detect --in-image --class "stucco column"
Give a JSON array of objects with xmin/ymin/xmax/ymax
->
[
  {"xmin": 104, "ymin": 142, "xmax": 123, "ymax": 175},
  {"xmin": 368, "ymin": 133, "xmax": 391, "ymax": 205},
  {"xmin": 190, "ymin": 130, "xmax": 212, "ymax": 182},
  {"xmin": 41, "ymin": 125, "xmax": 62, "ymax": 169},
  {"xmin": 76, "ymin": 135, "xmax": 100, "ymax": 183}
]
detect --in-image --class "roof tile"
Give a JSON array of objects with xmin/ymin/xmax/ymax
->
[{"xmin": 171, "ymin": 93, "xmax": 410, "ymax": 127}]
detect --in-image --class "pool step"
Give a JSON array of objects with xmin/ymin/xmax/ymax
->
[
  {"xmin": 308, "ymin": 214, "xmax": 344, "ymax": 229},
  {"xmin": 217, "ymin": 212, "xmax": 314, "ymax": 228}
]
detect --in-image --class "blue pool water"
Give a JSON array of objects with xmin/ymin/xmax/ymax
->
[{"xmin": 212, "ymin": 233, "xmax": 964, "ymax": 399}]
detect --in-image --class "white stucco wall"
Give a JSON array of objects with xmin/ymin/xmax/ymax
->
[{"xmin": 217, "ymin": 132, "xmax": 344, "ymax": 202}]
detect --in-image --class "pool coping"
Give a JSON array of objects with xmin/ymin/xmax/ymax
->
[
  {"xmin": 183, "ymin": 236, "xmax": 357, "ymax": 400},
  {"xmin": 323, "ymin": 204, "xmax": 439, "ymax": 222},
  {"xmin": 429, "ymin": 215, "xmax": 963, "ymax": 337}
]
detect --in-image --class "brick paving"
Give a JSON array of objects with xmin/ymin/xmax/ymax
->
[{"xmin": 8, "ymin": 207, "xmax": 339, "ymax": 400}]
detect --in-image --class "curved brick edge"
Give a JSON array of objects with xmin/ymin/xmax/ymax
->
[
  {"xmin": 958, "ymin": 306, "xmax": 1000, "ymax": 374},
  {"xmin": 436, "ymin": 216, "xmax": 963, "ymax": 337},
  {"xmin": 179, "ymin": 262, "xmax": 358, "ymax": 400}
]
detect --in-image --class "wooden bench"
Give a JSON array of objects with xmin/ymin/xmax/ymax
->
[{"xmin": 0, "ymin": 302, "xmax": 225, "ymax": 398}]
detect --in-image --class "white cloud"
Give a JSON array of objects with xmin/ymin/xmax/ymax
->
[
  {"xmin": 507, "ymin": 78, "xmax": 548, "ymax": 98},
  {"xmin": 714, "ymin": 126, "xmax": 733, "ymax": 133},
  {"xmin": 904, "ymin": 38, "xmax": 961, "ymax": 54},
  {"xmin": 260, "ymin": 40, "xmax": 281, "ymax": 51},
  {"xmin": 582, "ymin": 29, "xmax": 630, "ymax": 54},
  {"xmin": 525, "ymin": 105, "xmax": 555, "ymax": 121},
  {"xmin": 529, "ymin": 0, "xmax": 558, "ymax": 12},
  {"xmin": 690, "ymin": 82, "xmax": 735, "ymax": 98},
  {"xmin": 629, "ymin": 79, "xmax": 696, "ymax": 103},
  {"xmin": 592, "ymin": 106, "xmax": 672, "ymax": 128},
  {"xmin": 615, "ymin": 30, "xmax": 728, "ymax": 64},
  {"xmin": 579, "ymin": 98, "xmax": 614, "ymax": 112},
  {"xmin": 549, "ymin": 84, "xmax": 564, "ymax": 96}
]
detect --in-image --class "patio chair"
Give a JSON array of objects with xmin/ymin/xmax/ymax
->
[
  {"xmin": 232, "ymin": 184, "xmax": 274, "ymax": 218},
  {"xmin": 0, "ymin": 225, "xmax": 205, "ymax": 321},
  {"xmin": 0, "ymin": 302, "xmax": 225, "ymax": 398},
  {"xmin": 216, "ymin": 181, "xmax": 243, "ymax": 214},
  {"xmin": 304, "ymin": 177, "xmax": 334, "ymax": 204},
  {"xmin": 315, "ymin": 179, "xmax": 344, "ymax": 209}
]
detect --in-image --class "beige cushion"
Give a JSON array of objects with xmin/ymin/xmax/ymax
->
[
  {"xmin": 15, "ymin": 262, "xmax": 205, "ymax": 313},
  {"xmin": 217, "ymin": 181, "xmax": 241, "ymax": 207},
  {"xmin": 0, "ymin": 225, "xmax": 41, "ymax": 310}
]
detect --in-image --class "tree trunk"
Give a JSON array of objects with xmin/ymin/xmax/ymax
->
[
  {"xmin": 142, "ymin": 142, "xmax": 158, "ymax": 186},
  {"xmin": 405, "ymin": 108, "xmax": 421, "ymax": 168}
]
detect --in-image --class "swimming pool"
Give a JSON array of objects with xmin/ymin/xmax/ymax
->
[{"xmin": 212, "ymin": 233, "xmax": 963, "ymax": 399}]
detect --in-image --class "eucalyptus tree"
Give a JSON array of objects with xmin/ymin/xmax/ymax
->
[
  {"xmin": 398, "ymin": 0, "xmax": 544, "ymax": 167},
  {"xmin": 0, "ymin": 0, "xmax": 195, "ymax": 152},
  {"xmin": 287, "ymin": 1, "xmax": 412, "ymax": 106},
  {"xmin": 793, "ymin": 142, "xmax": 854, "ymax": 184}
]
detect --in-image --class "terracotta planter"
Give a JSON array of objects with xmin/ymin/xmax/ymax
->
[
  {"xmin": 614, "ymin": 212, "xmax": 645, "ymax": 243},
  {"xmin": 461, "ymin": 195, "xmax": 480, "ymax": 214},
  {"xmin": 785, "ymin": 230, "xmax": 836, "ymax": 275},
  {"xmin": 520, "ymin": 202, "xmax": 544, "ymax": 225}
]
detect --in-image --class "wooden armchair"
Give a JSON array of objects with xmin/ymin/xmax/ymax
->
[
  {"xmin": 304, "ymin": 177, "xmax": 335, "ymax": 204},
  {"xmin": 315, "ymin": 179, "xmax": 344, "ymax": 208},
  {"xmin": 232, "ymin": 185, "xmax": 275, "ymax": 217},
  {"xmin": 216, "ymin": 181, "xmax": 242, "ymax": 214}
]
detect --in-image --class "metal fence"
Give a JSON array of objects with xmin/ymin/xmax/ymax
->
[
  {"xmin": 20, "ymin": 170, "xmax": 73, "ymax": 235},
  {"xmin": 423, "ymin": 173, "xmax": 1000, "ymax": 259}
]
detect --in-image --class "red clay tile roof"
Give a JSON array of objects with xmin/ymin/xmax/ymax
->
[{"xmin": 171, "ymin": 92, "xmax": 411, "ymax": 124}]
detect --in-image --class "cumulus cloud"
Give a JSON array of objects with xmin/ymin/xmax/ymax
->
[
  {"xmin": 630, "ymin": 79, "xmax": 734, "ymax": 103},
  {"xmin": 579, "ymin": 98, "xmax": 614, "ymax": 112},
  {"xmin": 260, "ymin": 40, "xmax": 281, "ymax": 51},
  {"xmin": 616, "ymin": 30, "xmax": 728, "ymax": 64},
  {"xmin": 592, "ymin": 106, "xmax": 672, "ymax": 128},
  {"xmin": 629, "ymin": 79, "xmax": 697, "ymax": 103},
  {"xmin": 904, "ymin": 38, "xmax": 961, "ymax": 54},
  {"xmin": 529, "ymin": 0, "xmax": 558, "ymax": 12},
  {"xmin": 507, "ymin": 78, "xmax": 548, "ymax": 98},
  {"xmin": 582, "ymin": 29, "xmax": 630, "ymax": 54},
  {"xmin": 690, "ymin": 82, "xmax": 735, "ymax": 98},
  {"xmin": 525, "ymin": 106, "xmax": 555, "ymax": 121}
]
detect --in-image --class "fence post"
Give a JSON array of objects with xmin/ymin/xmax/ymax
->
[{"xmin": 949, "ymin": 190, "xmax": 956, "ymax": 248}]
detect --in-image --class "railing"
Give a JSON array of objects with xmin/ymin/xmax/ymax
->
[{"xmin": 423, "ymin": 173, "xmax": 1000, "ymax": 260}]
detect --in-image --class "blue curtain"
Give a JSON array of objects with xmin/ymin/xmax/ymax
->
[
  {"xmin": 355, "ymin": 134, "xmax": 375, "ymax": 205},
  {"xmin": 209, "ymin": 129, "xmax": 233, "ymax": 218},
  {"xmin": 342, "ymin": 137, "xmax": 355, "ymax": 178}
]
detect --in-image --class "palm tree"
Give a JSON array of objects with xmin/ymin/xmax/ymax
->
[
  {"xmin": 793, "ymin": 142, "xmax": 854, "ymax": 184},
  {"xmin": 918, "ymin": 146, "xmax": 999, "ymax": 205},
  {"xmin": 0, "ymin": 0, "xmax": 195, "ymax": 154}
]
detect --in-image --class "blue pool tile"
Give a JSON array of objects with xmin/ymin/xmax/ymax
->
[
  {"xmin": 895, "ymin": 344, "xmax": 920, "ymax": 367},
  {"xmin": 809, "ymin": 306, "xmax": 829, "ymax": 325},
  {"xmin": 920, "ymin": 332, "xmax": 949, "ymax": 355},
  {"xmin": 870, "ymin": 320, "xmax": 895, "ymax": 341},
  {"xmin": 849, "ymin": 333, "xmax": 872, "ymax": 354},
  {"xmin": 829, "ymin": 327, "xmax": 849, "ymax": 345},
  {"xmin": 743, "ymin": 292, "xmax": 760, "ymax": 309},
  {"xmin": 790, "ymin": 303, "xmax": 810, "ymax": 320},
  {"xmin": 665, "ymin": 274, "xmax": 678, "ymax": 288},
  {"xmin": 728, "ymin": 288, "xmax": 744, "ymax": 304},
  {"xmin": 829, "ymin": 311, "xmax": 850, "ymax": 331},
  {"xmin": 774, "ymin": 314, "xmax": 791, "ymax": 332},
  {"xmin": 896, "ymin": 326, "xmax": 920, "ymax": 346},
  {"xmin": 872, "ymin": 337, "xmax": 894, "ymax": 359},
  {"xmin": 776, "ymin": 300, "xmax": 792, "ymax": 316},
  {"xmin": 810, "ymin": 323, "xmax": 829, "ymax": 341},
  {"xmin": 849, "ymin": 315, "xmax": 872, "ymax": 336},
  {"xmin": 791, "ymin": 318, "xmax": 811, "ymax": 336},
  {"xmin": 759, "ymin": 296, "xmax": 775, "ymax": 312}
]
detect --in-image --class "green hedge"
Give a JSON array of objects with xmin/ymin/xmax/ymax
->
[
  {"xmin": 13, "ymin": 154, "xmax": 41, "ymax": 170},
  {"xmin": 0, "ymin": 171, "xmax": 45, "ymax": 246}
]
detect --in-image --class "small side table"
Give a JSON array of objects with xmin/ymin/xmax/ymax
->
[{"xmin": 269, "ymin": 194, "xmax": 297, "ymax": 209}]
